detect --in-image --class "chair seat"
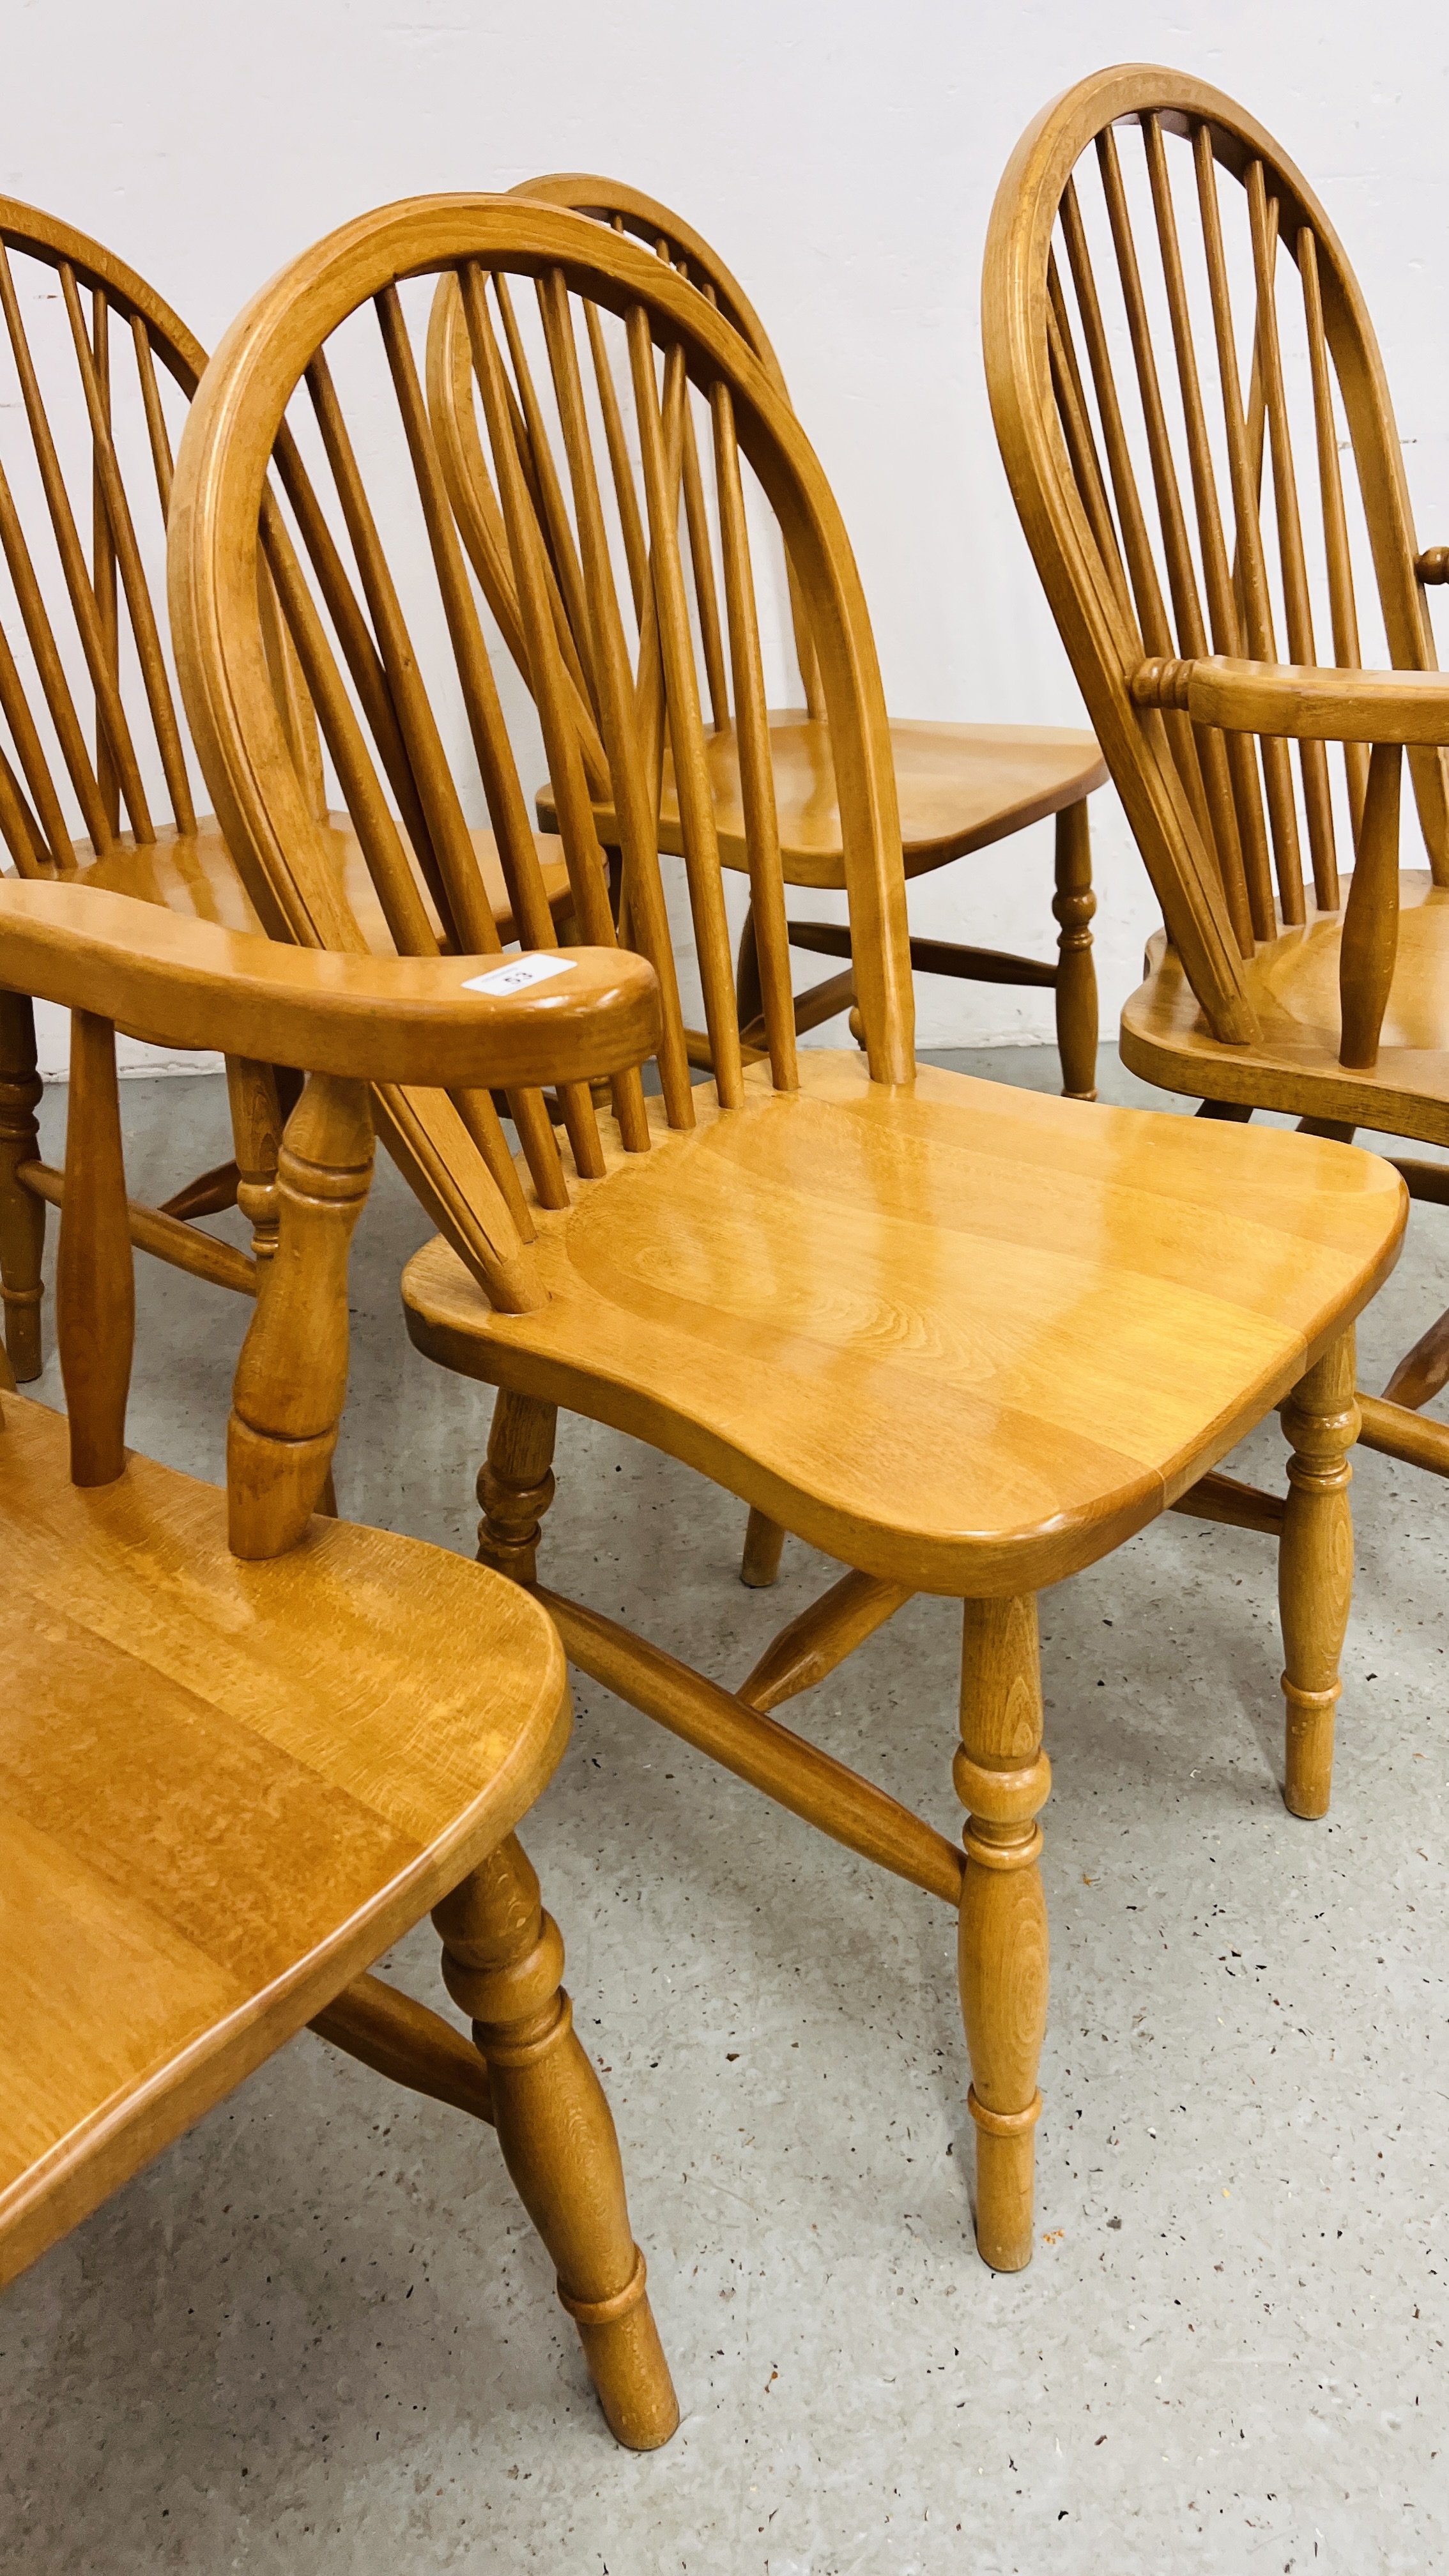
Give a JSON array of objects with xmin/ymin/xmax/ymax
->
[
  {"xmin": 1123, "ymin": 872, "xmax": 1449, "ymax": 1149},
  {"xmin": 538, "ymin": 713, "xmax": 1107, "ymax": 889},
  {"xmin": 402, "ymin": 1052, "xmax": 1404, "ymax": 1595},
  {"xmin": 0, "ymin": 1395, "xmax": 568, "ymax": 2287},
  {"xmin": 70, "ymin": 816, "xmax": 576, "ymax": 952}
]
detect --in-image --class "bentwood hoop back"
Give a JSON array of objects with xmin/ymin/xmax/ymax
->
[
  {"xmin": 424, "ymin": 174, "xmax": 1105, "ymax": 1106},
  {"xmin": 171, "ymin": 193, "xmax": 916, "ymax": 1146}
]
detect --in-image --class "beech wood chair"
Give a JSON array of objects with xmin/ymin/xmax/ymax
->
[
  {"xmin": 426, "ymin": 174, "xmax": 1108, "ymax": 1107},
  {"xmin": 0, "ymin": 199, "xmax": 576, "ymax": 1395},
  {"xmin": 0, "ymin": 875, "xmax": 676, "ymax": 2451},
  {"xmin": 168, "ymin": 194, "xmax": 1406, "ymax": 2271},
  {"xmin": 984, "ymin": 64, "xmax": 1449, "ymax": 1496}
]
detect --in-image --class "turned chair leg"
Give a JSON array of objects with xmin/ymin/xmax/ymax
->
[
  {"xmin": 433, "ymin": 1834, "xmax": 678, "ymax": 2450},
  {"xmin": 956, "ymin": 1594, "xmax": 1051, "ymax": 2271},
  {"xmin": 0, "ymin": 991, "xmax": 45, "ymax": 1383},
  {"xmin": 1278, "ymin": 1328, "xmax": 1358, "ymax": 1820},
  {"xmin": 740, "ymin": 1504, "xmax": 786, "ymax": 1588},
  {"xmin": 225, "ymin": 1056, "xmax": 288, "ymax": 1267},
  {"xmin": 1052, "ymin": 801, "xmax": 1097, "ymax": 1101},
  {"xmin": 478, "ymin": 1389, "xmax": 558, "ymax": 1582}
]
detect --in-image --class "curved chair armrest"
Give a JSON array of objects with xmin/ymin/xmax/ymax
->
[
  {"xmin": 1131, "ymin": 654, "xmax": 1449, "ymax": 746},
  {"xmin": 0, "ymin": 882, "xmax": 659, "ymax": 1087}
]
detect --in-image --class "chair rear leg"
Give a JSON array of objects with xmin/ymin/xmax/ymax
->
[
  {"xmin": 1052, "ymin": 801, "xmax": 1097, "ymax": 1100},
  {"xmin": 478, "ymin": 1389, "xmax": 558, "ymax": 1582},
  {"xmin": 434, "ymin": 1834, "xmax": 678, "ymax": 2450},
  {"xmin": 956, "ymin": 1593, "xmax": 1051, "ymax": 2271},
  {"xmin": 1278, "ymin": 1327, "xmax": 1358, "ymax": 1820},
  {"xmin": 0, "ymin": 992, "xmax": 44, "ymax": 1381},
  {"xmin": 740, "ymin": 1504, "xmax": 786, "ymax": 1588}
]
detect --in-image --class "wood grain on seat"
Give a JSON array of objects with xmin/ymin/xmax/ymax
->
[
  {"xmin": 0, "ymin": 1394, "xmax": 568, "ymax": 2285},
  {"xmin": 539, "ymin": 714, "xmax": 1107, "ymax": 888},
  {"xmin": 72, "ymin": 818, "xmax": 578, "ymax": 951},
  {"xmin": 1124, "ymin": 877, "xmax": 1449, "ymax": 1145},
  {"xmin": 404, "ymin": 1050, "xmax": 1404, "ymax": 1593}
]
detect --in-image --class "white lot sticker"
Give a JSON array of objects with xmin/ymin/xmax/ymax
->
[{"xmin": 462, "ymin": 954, "xmax": 578, "ymax": 997}]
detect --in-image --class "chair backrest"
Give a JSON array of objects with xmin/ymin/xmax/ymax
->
[
  {"xmin": 167, "ymin": 194, "xmax": 913, "ymax": 1312},
  {"xmin": 983, "ymin": 66, "xmax": 1446, "ymax": 1046},
  {"xmin": 428, "ymin": 174, "xmax": 825, "ymax": 736}
]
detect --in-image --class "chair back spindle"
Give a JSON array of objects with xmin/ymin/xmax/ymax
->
[{"xmin": 0, "ymin": 213, "xmax": 221, "ymax": 878}]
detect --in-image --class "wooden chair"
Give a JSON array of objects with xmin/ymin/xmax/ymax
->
[
  {"xmin": 167, "ymin": 194, "xmax": 1406, "ymax": 2271},
  {"xmin": 425, "ymin": 174, "xmax": 1107, "ymax": 1102},
  {"xmin": 984, "ymin": 63, "xmax": 1449, "ymax": 1494},
  {"xmin": 0, "ymin": 199, "xmax": 576, "ymax": 1393},
  {"xmin": 0, "ymin": 876, "xmax": 676, "ymax": 2451}
]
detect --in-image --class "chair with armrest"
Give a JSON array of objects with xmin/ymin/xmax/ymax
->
[
  {"xmin": 0, "ymin": 878, "xmax": 676, "ymax": 2452},
  {"xmin": 427, "ymin": 174, "xmax": 1107, "ymax": 1117},
  {"xmin": 984, "ymin": 63, "xmax": 1449, "ymax": 1494},
  {"xmin": 0, "ymin": 199, "xmax": 580, "ymax": 1394},
  {"xmin": 169, "ymin": 194, "xmax": 1406, "ymax": 2272}
]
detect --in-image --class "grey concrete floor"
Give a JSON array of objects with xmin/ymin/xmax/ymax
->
[{"xmin": 3, "ymin": 1046, "xmax": 1448, "ymax": 2575}]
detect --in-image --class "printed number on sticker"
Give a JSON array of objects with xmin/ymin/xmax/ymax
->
[{"xmin": 463, "ymin": 954, "xmax": 579, "ymax": 997}]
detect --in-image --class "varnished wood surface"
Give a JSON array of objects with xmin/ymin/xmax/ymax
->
[
  {"xmin": 982, "ymin": 66, "xmax": 1449, "ymax": 1055},
  {"xmin": 497, "ymin": 181, "xmax": 1105, "ymax": 892},
  {"xmin": 0, "ymin": 880, "xmax": 659, "ymax": 1092},
  {"xmin": 0, "ymin": 1392, "xmax": 569, "ymax": 2286},
  {"xmin": 538, "ymin": 714, "xmax": 1106, "ymax": 889},
  {"xmin": 166, "ymin": 190, "xmax": 1398, "ymax": 2267},
  {"xmin": 72, "ymin": 815, "xmax": 578, "ymax": 951},
  {"xmin": 956, "ymin": 1593, "xmax": 1050, "ymax": 2271},
  {"xmin": 1134, "ymin": 652, "xmax": 1449, "ymax": 746},
  {"xmin": 1122, "ymin": 882, "xmax": 1449, "ymax": 1146},
  {"xmin": 1278, "ymin": 1330, "xmax": 1358, "ymax": 1818},
  {"xmin": 403, "ymin": 1051, "xmax": 1405, "ymax": 1596}
]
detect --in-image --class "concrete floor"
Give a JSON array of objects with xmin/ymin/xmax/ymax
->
[{"xmin": 3, "ymin": 1046, "xmax": 1448, "ymax": 2574}]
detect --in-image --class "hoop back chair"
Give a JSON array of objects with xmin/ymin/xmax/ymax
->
[
  {"xmin": 169, "ymin": 194, "xmax": 1405, "ymax": 2271},
  {"xmin": 0, "ymin": 200, "xmax": 574, "ymax": 1399},
  {"xmin": 984, "ymin": 64, "xmax": 1449, "ymax": 1489},
  {"xmin": 0, "ymin": 877, "xmax": 675, "ymax": 2448},
  {"xmin": 425, "ymin": 173, "xmax": 1107, "ymax": 1114}
]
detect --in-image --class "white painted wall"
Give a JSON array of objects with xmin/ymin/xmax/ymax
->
[{"xmin": 9, "ymin": 0, "xmax": 1447, "ymax": 1072}]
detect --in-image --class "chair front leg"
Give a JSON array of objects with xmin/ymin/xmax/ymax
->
[
  {"xmin": 1278, "ymin": 1327, "xmax": 1358, "ymax": 1819},
  {"xmin": 1052, "ymin": 800, "xmax": 1098, "ymax": 1100},
  {"xmin": 434, "ymin": 1834, "xmax": 678, "ymax": 2451},
  {"xmin": 477, "ymin": 1388, "xmax": 558, "ymax": 1583},
  {"xmin": 0, "ymin": 990, "xmax": 44, "ymax": 1381},
  {"xmin": 956, "ymin": 1593, "xmax": 1050, "ymax": 2271}
]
